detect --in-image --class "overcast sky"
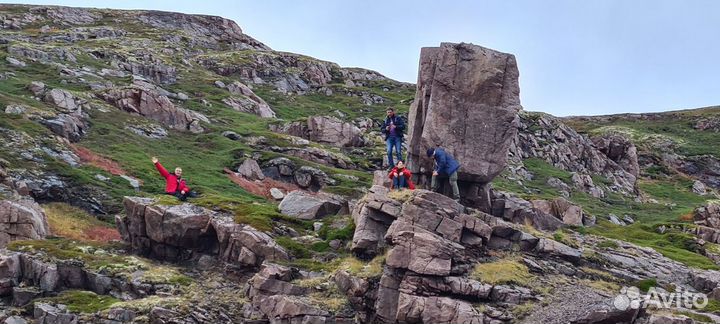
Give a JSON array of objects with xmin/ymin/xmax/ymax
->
[{"xmin": 10, "ymin": 0, "xmax": 720, "ymax": 116}]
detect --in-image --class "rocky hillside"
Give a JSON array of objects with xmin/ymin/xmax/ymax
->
[{"xmin": 2, "ymin": 4, "xmax": 720, "ymax": 324}]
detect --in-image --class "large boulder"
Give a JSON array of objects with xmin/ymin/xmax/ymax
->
[
  {"xmin": 118, "ymin": 197, "xmax": 289, "ymax": 266},
  {"xmin": 212, "ymin": 216, "xmax": 289, "ymax": 266},
  {"xmin": 237, "ymin": 159, "xmax": 265, "ymax": 181},
  {"xmin": 223, "ymin": 81, "xmax": 275, "ymax": 118},
  {"xmin": 0, "ymin": 198, "xmax": 50, "ymax": 247},
  {"xmin": 406, "ymin": 43, "xmax": 521, "ymax": 205},
  {"xmin": 101, "ymin": 87, "xmax": 209, "ymax": 133},
  {"xmin": 591, "ymin": 133, "xmax": 640, "ymax": 179},
  {"xmin": 278, "ymin": 190, "xmax": 348, "ymax": 220}
]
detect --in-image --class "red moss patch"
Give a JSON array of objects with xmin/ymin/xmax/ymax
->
[
  {"xmin": 70, "ymin": 144, "xmax": 126, "ymax": 176},
  {"xmin": 224, "ymin": 168, "xmax": 299, "ymax": 199},
  {"xmin": 84, "ymin": 226, "xmax": 122, "ymax": 242}
]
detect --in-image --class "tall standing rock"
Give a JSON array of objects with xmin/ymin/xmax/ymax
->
[{"xmin": 406, "ymin": 43, "xmax": 521, "ymax": 210}]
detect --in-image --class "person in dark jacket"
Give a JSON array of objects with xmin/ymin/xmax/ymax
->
[
  {"xmin": 388, "ymin": 160, "xmax": 415, "ymax": 190},
  {"xmin": 152, "ymin": 157, "xmax": 197, "ymax": 201},
  {"xmin": 426, "ymin": 147, "xmax": 461, "ymax": 201},
  {"xmin": 380, "ymin": 107, "xmax": 405, "ymax": 170}
]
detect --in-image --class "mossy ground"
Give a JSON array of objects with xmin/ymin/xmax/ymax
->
[
  {"xmin": 471, "ymin": 256, "xmax": 534, "ymax": 286},
  {"xmin": 494, "ymin": 156, "xmax": 719, "ymax": 270},
  {"xmin": 44, "ymin": 202, "xmax": 120, "ymax": 242},
  {"xmin": 36, "ymin": 290, "xmax": 120, "ymax": 314}
]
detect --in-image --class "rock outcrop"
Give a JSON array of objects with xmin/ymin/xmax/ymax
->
[
  {"xmin": 278, "ymin": 190, "xmax": 348, "ymax": 220},
  {"xmin": 406, "ymin": 43, "xmax": 521, "ymax": 210},
  {"xmin": 101, "ymin": 87, "xmax": 209, "ymax": 133},
  {"xmin": 509, "ymin": 112, "xmax": 639, "ymax": 197},
  {"xmin": 117, "ymin": 197, "xmax": 288, "ymax": 266},
  {"xmin": 221, "ymin": 81, "xmax": 276, "ymax": 118},
  {"xmin": 260, "ymin": 158, "xmax": 336, "ymax": 191},
  {"xmin": 0, "ymin": 198, "xmax": 50, "ymax": 247},
  {"xmin": 270, "ymin": 116, "xmax": 368, "ymax": 147},
  {"xmin": 694, "ymin": 202, "xmax": 720, "ymax": 244}
]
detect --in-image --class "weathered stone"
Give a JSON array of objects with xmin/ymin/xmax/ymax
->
[
  {"xmin": 406, "ymin": 43, "xmax": 520, "ymax": 193},
  {"xmin": 692, "ymin": 180, "xmax": 707, "ymax": 195},
  {"xmin": 269, "ymin": 188, "xmax": 285, "ymax": 200},
  {"xmin": 237, "ymin": 159, "xmax": 264, "ymax": 180},
  {"xmin": 225, "ymin": 81, "xmax": 275, "ymax": 118},
  {"xmin": 278, "ymin": 190, "xmax": 347, "ymax": 220},
  {"xmin": 373, "ymin": 170, "xmax": 393, "ymax": 188},
  {"xmin": 492, "ymin": 193, "xmax": 564, "ymax": 231},
  {"xmin": 27, "ymin": 81, "xmax": 45, "ymax": 96},
  {"xmin": 102, "ymin": 87, "xmax": 209, "ymax": 133},
  {"xmin": 384, "ymin": 220, "xmax": 464, "ymax": 276},
  {"xmin": 212, "ymin": 216, "xmax": 290, "ymax": 266},
  {"xmin": 44, "ymin": 88, "xmax": 80, "ymax": 113},
  {"xmin": 0, "ymin": 198, "xmax": 50, "ymax": 247},
  {"xmin": 271, "ymin": 115, "xmax": 367, "ymax": 147},
  {"xmin": 510, "ymin": 112, "xmax": 638, "ymax": 197},
  {"xmin": 221, "ymin": 130, "xmax": 241, "ymax": 140},
  {"xmin": 34, "ymin": 303, "xmax": 78, "ymax": 324},
  {"xmin": 535, "ymin": 238, "xmax": 581, "ymax": 262},
  {"xmin": 395, "ymin": 293, "xmax": 486, "ymax": 324}
]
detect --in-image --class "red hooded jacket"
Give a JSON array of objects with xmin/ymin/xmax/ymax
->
[
  {"xmin": 388, "ymin": 167, "xmax": 415, "ymax": 190},
  {"xmin": 155, "ymin": 162, "xmax": 190, "ymax": 194}
]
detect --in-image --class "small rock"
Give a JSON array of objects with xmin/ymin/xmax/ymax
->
[
  {"xmin": 4, "ymin": 316, "xmax": 27, "ymax": 324},
  {"xmin": 608, "ymin": 214, "xmax": 625, "ymax": 226},
  {"xmin": 4, "ymin": 105, "xmax": 25, "ymax": 115},
  {"xmin": 27, "ymin": 81, "xmax": 46, "ymax": 96},
  {"xmin": 313, "ymin": 222, "xmax": 323, "ymax": 232},
  {"xmin": 6, "ymin": 57, "xmax": 26, "ymax": 67},
  {"xmin": 222, "ymin": 131, "xmax": 241, "ymax": 141},
  {"xmin": 278, "ymin": 190, "xmax": 347, "ymax": 220},
  {"xmin": 120, "ymin": 175, "xmax": 141, "ymax": 191},
  {"xmin": 622, "ymin": 215, "xmax": 635, "ymax": 224},
  {"xmin": 237, "ymin": 159, "xmax": 265, "ymax": 181},
  {"xmin": 270, "ymin": 188, "xmax": 285, "ymax": 200},
  {"xmin": 176, "ymin": 92, "xmax": 189, "ymax": 101},
  {"xmin": 329, "ymin": 239, "xmax": 342, "ymax": 250},
  {"xmin": 692, "ymin": 180, "xmax": 707, "ymax": 196},
  {"xmin": 94, "ymin": 174, "xmax": 110, "ymax": 181},
  {"xmin": 214, "ymin": 80, "xmax": 226, "ymax": 88}
]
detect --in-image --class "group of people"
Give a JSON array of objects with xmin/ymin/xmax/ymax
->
[
  {"xmin": 381, "ymin": 108, "xmax": 461, "ymax": 201},
  {"xmin": 154, "ymin": 107, "xmax": 460, "ymax": 202}
]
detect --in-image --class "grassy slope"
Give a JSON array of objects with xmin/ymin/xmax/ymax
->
[{"xmin": 497, "ymin": 107, "xmax": 720, "ymax": 269}]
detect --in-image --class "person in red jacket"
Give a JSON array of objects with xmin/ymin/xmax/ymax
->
[
  {"xmin": 152, "ymin": 157, "xmax": 197, "ymax": 201},
  {"xmin": 388, "ymin": 160, "xmax": 415, "ymax": 190}
]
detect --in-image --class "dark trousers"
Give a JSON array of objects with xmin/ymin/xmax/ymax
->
[
  {"xmin": 431, "ymin": 171, "xmax": 460, "ymax": 200},
  {"xmin": 392, "ymin": 174, "xmax": 409, "ymax": 189},
  {"xmin": 386, "ymin": 137, "xmax": 403, "ymax": 167},
  {"xmin": 168, "ymin": 191, "xmax": 197, "ymax": 202}
]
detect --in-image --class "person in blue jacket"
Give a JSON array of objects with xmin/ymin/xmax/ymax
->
[
  {"xmin": 427, "ymin": 147, "xmax": 461, "ymax": 201},
  {"xmin": 380, "ymin": 107, "xmax": 405, "ymax": 170}
]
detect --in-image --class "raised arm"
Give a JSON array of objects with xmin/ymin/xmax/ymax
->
[{"xmin": 152, "ymin": 157, "xmax": 170, "ymax": 178}]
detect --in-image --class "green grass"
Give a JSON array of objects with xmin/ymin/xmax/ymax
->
[
  {"xmin": 565, "ymin": 107, "xmax": 720, "ymax": 158},
  {"xmin": 275, "ymin": 237, "xmax": 311, "ymax": 259},
  {"xmin": 633, "ymin": 278, "xmax": 657, "ymax": 292},
  {"xmin": 471, "ymin": 257, "xmax": 534, "ymax": 286},
  {"xmin": 587, "ymin": 222, "xmax": 718, "ymax": 270},
  {"xmin": 7, "ymin": 238, "xmax": 140, "ymax": 273},
  {"xmin": 36, "ymin": 290, "xmax": 119, "ymax": 314},
  {"xmin": 318, "ymin": 221, "xmax": 356, "ymax": 241}
]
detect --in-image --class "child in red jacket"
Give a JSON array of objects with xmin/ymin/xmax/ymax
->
[
  {"xmin": 388, "ymin": 160, "xmax": 415, "ymax": 190},
  {"xmin": 152, "ymin": 157, "xmax": 197, "ymax": 201}
]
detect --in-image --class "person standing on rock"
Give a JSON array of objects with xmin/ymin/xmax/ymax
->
[
  {"xmin": 388, "ymin": 160, "xmax": 415, "ymax": 190},
  {"xmin": 152, "ymin": 157, "xmax": 197, "ymax": 201},
  {"xmin": 381, "ymin": 107, "xmax": 405, "ymax": 170},
  {"xmin": 427, "ymin": 147, "xmax": 461, "ymax": 202}
]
